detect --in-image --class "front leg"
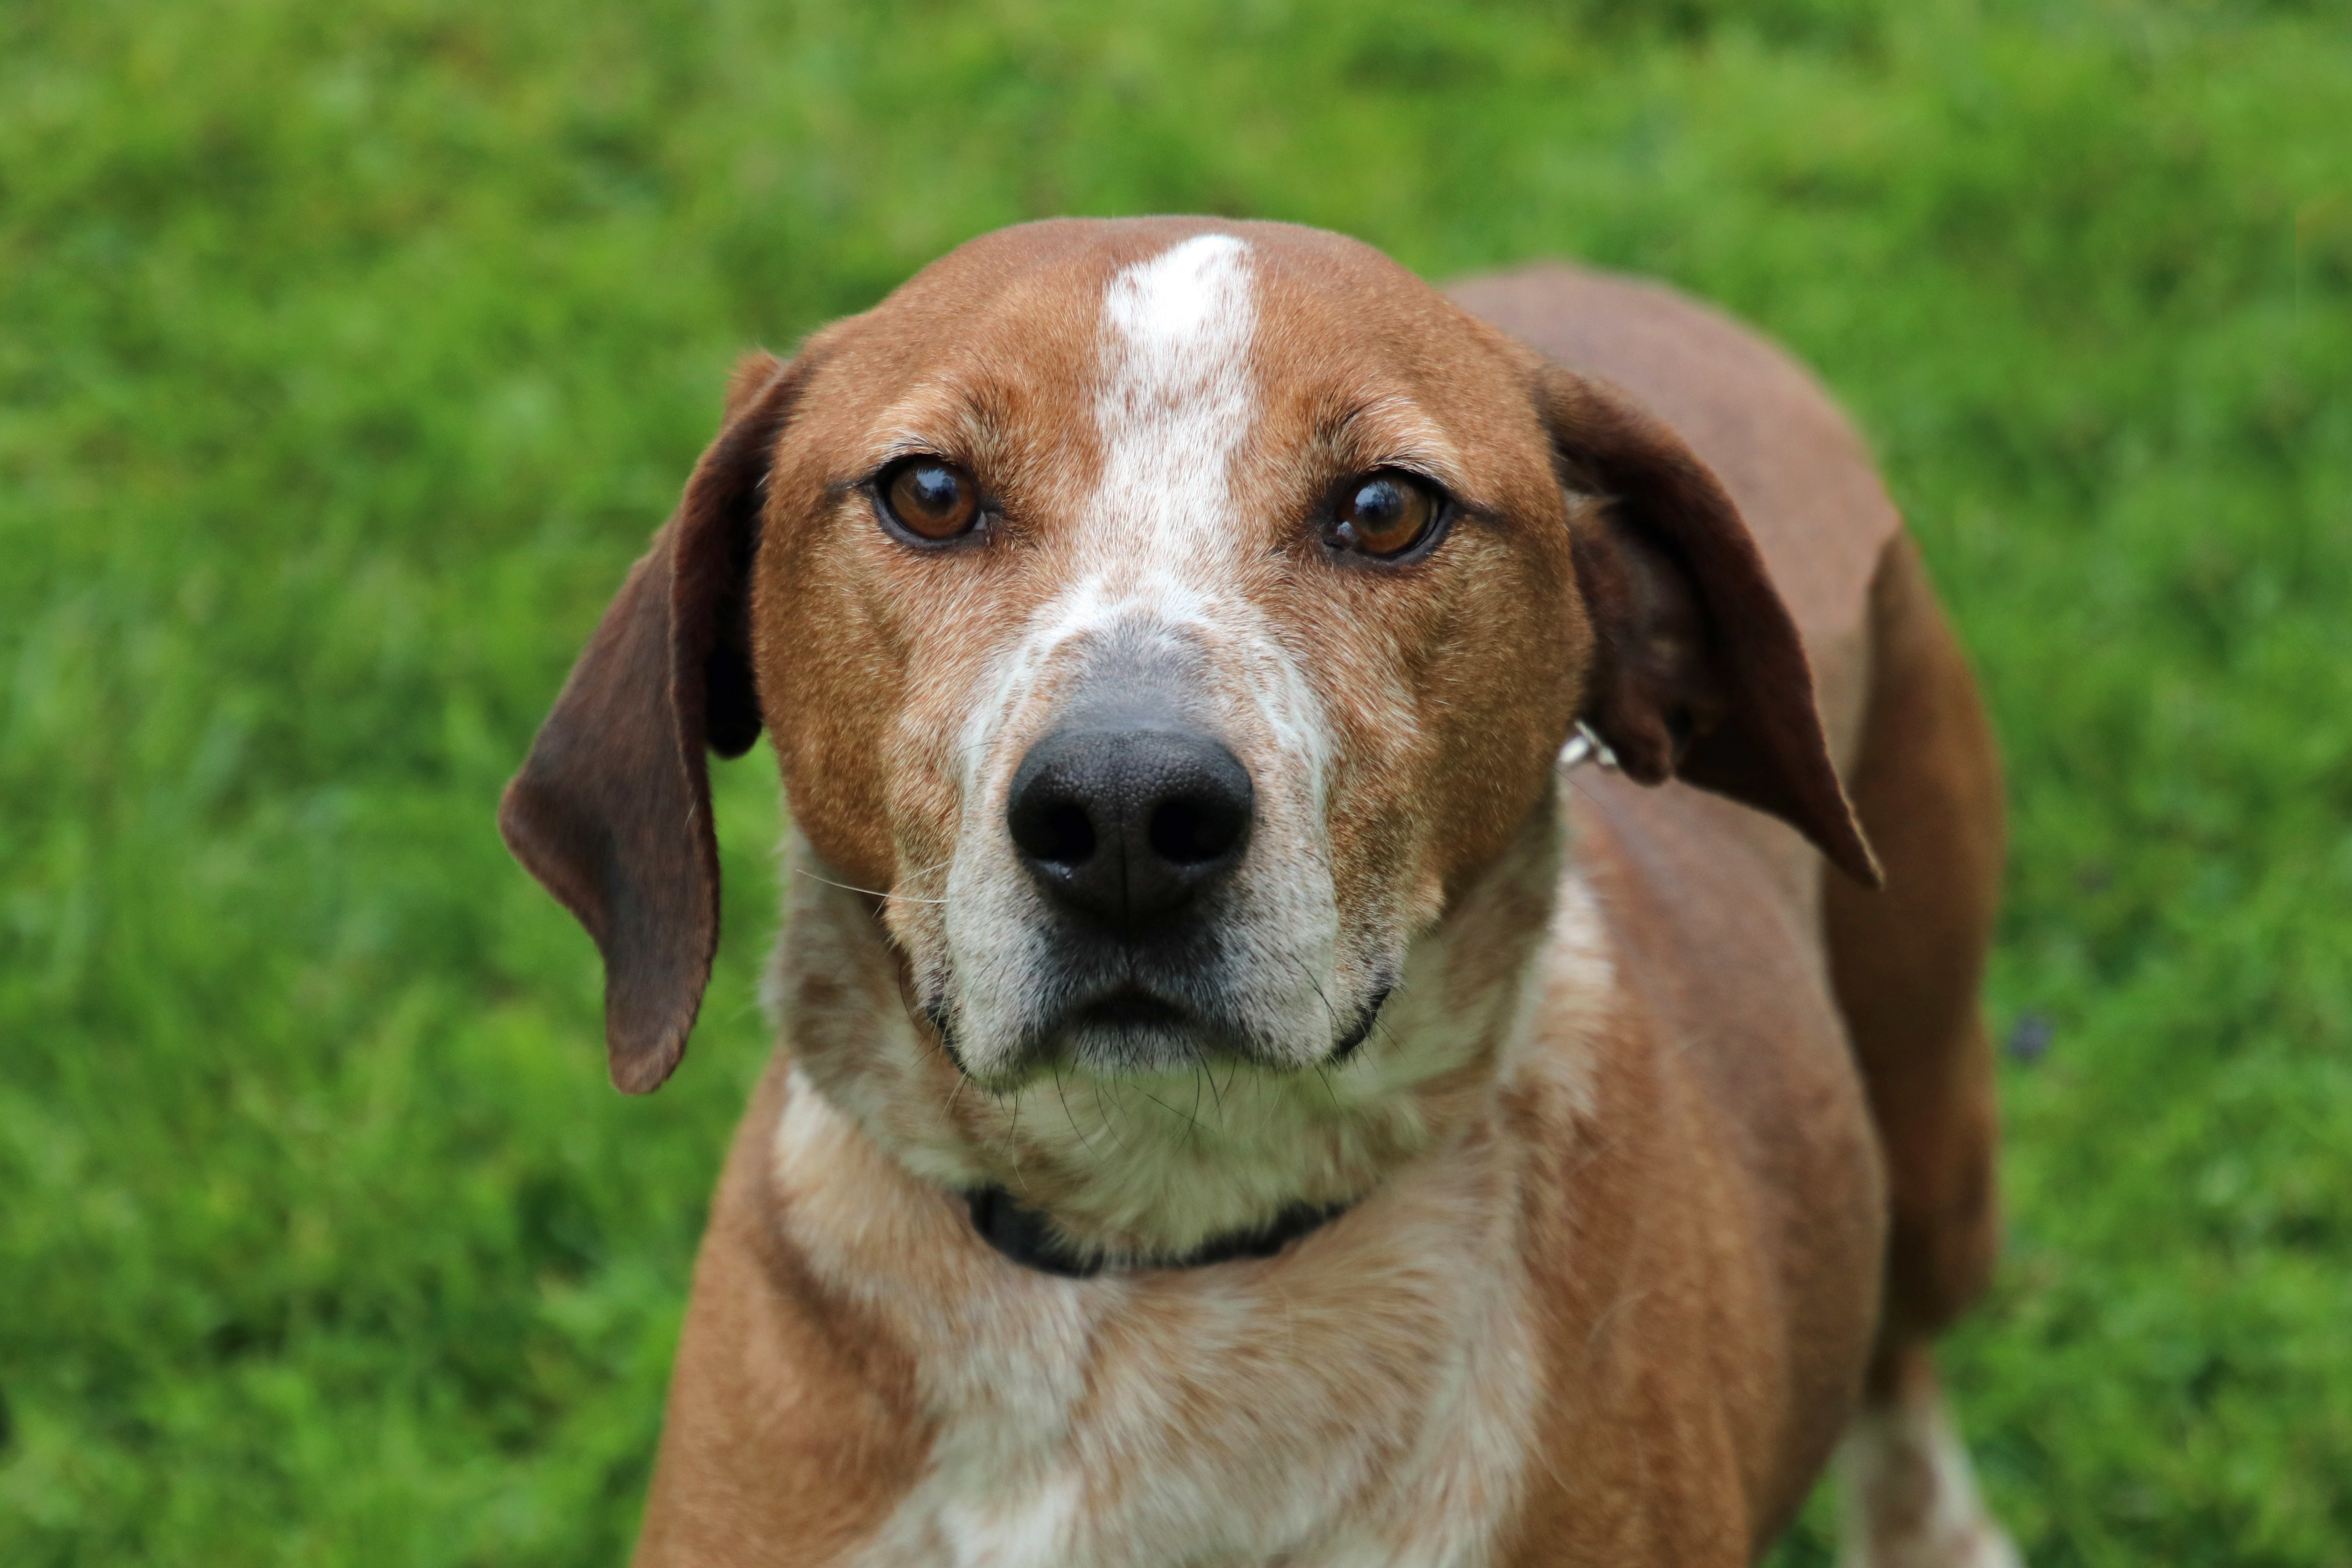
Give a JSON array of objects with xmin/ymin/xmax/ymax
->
[{"xmin": 1834, "ymin": 1343, "xmax": 2021, "ymax": 1568}]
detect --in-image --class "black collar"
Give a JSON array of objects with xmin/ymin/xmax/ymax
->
[{"xmin": 966, "ymin": 1185, "xmax": 1351, "ymax": 1278}]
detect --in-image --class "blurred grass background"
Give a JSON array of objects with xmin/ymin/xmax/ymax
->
[{"xmin": 2, "ymin": 0, "xmax": 2347, "ymax": 1561}]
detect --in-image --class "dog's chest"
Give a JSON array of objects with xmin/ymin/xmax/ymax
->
[{"xmin": 775, "ymin": 1078, "xmax": 1545, "ymax": 1568}]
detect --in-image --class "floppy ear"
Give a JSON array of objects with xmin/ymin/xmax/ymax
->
[
  {"xmin": 1541, "ymin": 367, "xmax": 1882, "ymax": 887},
  {"xmin": 498, "ymin": 350, "xmax": 804, "ymax": 1092}
]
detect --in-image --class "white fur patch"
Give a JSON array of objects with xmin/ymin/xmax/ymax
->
[
  {"xmin": 1091, "ymin": 231, "xmax": 1260, "ymax": 572},
  {"xmin": 931, "ymin": 232, "xmax": 1359, "ymax": 1090},
  {"xmin": 1836, "ymin": 1376, "xmax": 2024, "ymax": 1568},
  {"xmin": 768, "ymin": 802, "xmax": 1620, "ymax": 1566},
  {"xmin": 784, "ymin": 1059, "xmax": 1544, "ymax": 1568}
]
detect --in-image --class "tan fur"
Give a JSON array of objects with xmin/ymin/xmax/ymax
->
[{"xmin": 500, "ymin": 220, "xmax": 2015, "ymax": 1565}]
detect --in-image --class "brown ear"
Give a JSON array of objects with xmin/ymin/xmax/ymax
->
[
  {"xmin": 497, "ymin": 350, "xmax": 802, "ymax": 1091},
  {"xmin": 1542, "ymin": 368, "xmax": 1882, "ymax": 887}
]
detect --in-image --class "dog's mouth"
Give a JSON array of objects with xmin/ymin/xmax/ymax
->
[
  {"xmin": 973, "ymin": 976, "xmax": 1389, "ymax": 1082},
  {"xmin": 1031, "ymin": 983, "xmax": 1227, "ymax": 1074},
  {"xmin": 1071, "ymin": 986, "xmax": 1191, "ymax": 1033},
  {"xmin": 925, "ymin": 963, "xmax": 1256, "ymax": 1085}
]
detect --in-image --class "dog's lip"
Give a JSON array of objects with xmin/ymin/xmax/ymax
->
[
  {"xmin": 1067, "ymin": 985, "xmax": 1194, "ymax": 1032},
  {"xmin": 1028, "ymin": 982, "xmax": 1246, "ymax": 1071},
  {"xmin": 1329, "ymin": 985, "xmax": 1392, "ymax": 1062}
]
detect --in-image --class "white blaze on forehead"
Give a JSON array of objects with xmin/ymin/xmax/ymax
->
[
  {"xmin": 1091, "ymin": 232, "xmax": 1258, "ymax": 575},
  {"xmin": 949, "ymin": 231, "xmax": 1275, "ymax": 782}
]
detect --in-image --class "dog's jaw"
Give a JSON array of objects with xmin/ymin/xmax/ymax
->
[{"xmin": 771, "ymin": 784, "xmax": 1573, "ymax": 1265}]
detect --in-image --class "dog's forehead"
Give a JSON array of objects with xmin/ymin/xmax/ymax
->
[
  {"xmin": 884, "ymin": 218, "xmax": 1457, "ymax": 341},
  {"xmin": 810, "ymin": 218, "xmax": 1539, "ymax": 457}
]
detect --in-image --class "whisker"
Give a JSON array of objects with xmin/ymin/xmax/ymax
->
[
  {"xmin": 791, "ymin": 870, "xmax": 952, "ymax": 905},
  {"xmin": 905, "ymin": 1015, "xmax": 970, "ymax": 1123},
  {"xmin": 1565, "ymin": 771, "xmax": 1612, "ymax": 811},
  {"xmin": 1004, "ymin": 1093, "xmax": 1029, "ymax": 1192},
  {"xmin": 1298, "ymin": 958, "xmax": 1345, "ymax": 1029},
  {"xmin": 1088, "ymin": 1078, "xmax": 1132, "ymax": 1154},
  {"xmin": 1135, "ymin": 1085, "xmax": 1201, "ymax": 1141},
  {"xmin": 1051, "ymin": 1060, "xmax": 1096, "ymax": 1151}
]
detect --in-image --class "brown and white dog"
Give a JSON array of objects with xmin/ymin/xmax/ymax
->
[{"xmin": 501, "ymin": 218, "xmax": 2018, "ymax": 1566}]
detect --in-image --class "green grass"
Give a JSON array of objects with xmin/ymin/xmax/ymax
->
[{"xmin": 2, "ymin": 0, "xmax": 2347, "ymax": 1561}]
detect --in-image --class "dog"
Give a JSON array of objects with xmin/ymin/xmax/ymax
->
[{"xmin": 500, "ymin": 217, "xmax": 2017, "ymax": 1566}]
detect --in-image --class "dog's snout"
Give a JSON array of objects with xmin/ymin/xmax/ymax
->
[{"xmin": 1007, "ymin": 724, "xmax": 1254, "ymax": 924}]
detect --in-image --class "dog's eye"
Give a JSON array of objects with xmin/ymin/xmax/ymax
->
[
  {"xmin": 880, "ymin": 459, "xmax": 981, "ymax": 542},
  {"xmin": 1331, "ymin": 471, "xmax": 1440, "ymax": 559}
]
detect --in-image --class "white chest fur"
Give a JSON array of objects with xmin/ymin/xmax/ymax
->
[{"xmin": 772, "ymin": 1071, "xmax": 1551, "ymax": 1568}]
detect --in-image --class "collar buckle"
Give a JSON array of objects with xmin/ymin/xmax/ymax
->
[{"xmin": 1558, "ymin": 719, "xmax": 1619, "ymax": 773}]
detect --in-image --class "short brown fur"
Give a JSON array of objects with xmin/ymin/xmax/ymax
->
[{"xmin": 502, "ymin": 223, "xmax": 2012, "ymax": 1565}]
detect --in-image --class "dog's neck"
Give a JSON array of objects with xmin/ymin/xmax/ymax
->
[
  {"xmin": 964, "ymin": 1183, "xmax": 1355, "ymax": 1276},
  {"xmin": 768, "ymin": 785, "xmax": 1575, "ymax": 1267}
]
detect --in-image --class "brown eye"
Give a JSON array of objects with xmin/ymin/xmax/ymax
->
[
  {"xmin": 882, "ymin": 459, "xmax": 980, "ymax": 541},
  {"xmin": 1332, "ymin": 471, "xmax": 1440, "ymax": 558}
]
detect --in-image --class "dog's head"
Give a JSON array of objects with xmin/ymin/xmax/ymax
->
[{"xmin": 502, "ymin": 219, "xmax": 1871, "ymax": 1249}]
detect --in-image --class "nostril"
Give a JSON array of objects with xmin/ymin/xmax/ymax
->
[
  {"xmin": 1012, "ymin": 795, "xmax": 1096, "ymax": 868},
  {"xmin": 1036, "ymin": 801, "xmax": 1096, "ymax": 865},
  {"xmin": 1148, "ymin": 794, "xmax": 1247, "ymax": 866}
]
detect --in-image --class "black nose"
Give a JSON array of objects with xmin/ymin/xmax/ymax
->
[{"xmin": 1007, "ymin": 723, "xmax": 1254, "ymax": 925}]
